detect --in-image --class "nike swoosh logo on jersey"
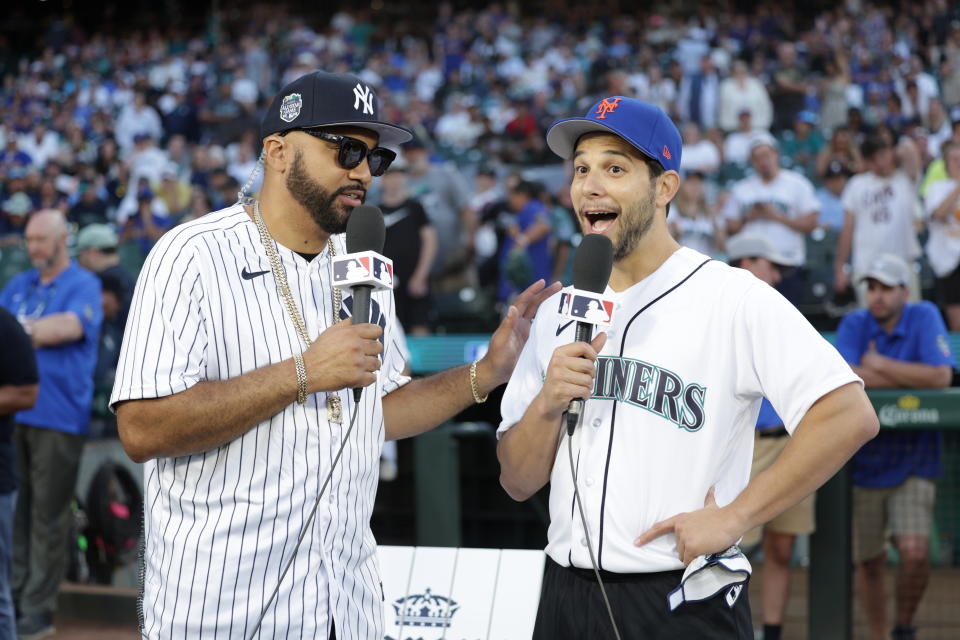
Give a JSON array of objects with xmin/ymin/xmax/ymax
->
[
  {"xmin": 241, "ymin": 267, "xmax": 270, "ymax": 280},
  {"xmin": 556, "ymin": 320, "xmax": 574, "ymax": 336}
]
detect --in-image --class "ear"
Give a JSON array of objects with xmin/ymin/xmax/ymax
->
[
  {"xmin": 656, "ymin": 170, "xmax": 681, "ymax": 210},
  {"xmin": 262, "ymin": 135, "xmax": 291, "ymax": 174}
]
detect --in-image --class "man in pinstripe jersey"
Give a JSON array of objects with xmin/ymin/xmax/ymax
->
[{"xmin": 110, "ymin": 71, "xmax": 558, "ymax": 639}]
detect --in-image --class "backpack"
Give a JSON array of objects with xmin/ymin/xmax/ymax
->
[{"xmin": 84, "ymin": 460, "xmax": 143, "ymax": 584}]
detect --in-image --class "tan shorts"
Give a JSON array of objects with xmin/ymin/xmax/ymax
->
[
  {"xmin": 741, "ymin": 433, "xmax": 816, "ymax": 547},
  {"xmin": 853, "ymin": 476, "xmax": 936, "ymax": 563}
]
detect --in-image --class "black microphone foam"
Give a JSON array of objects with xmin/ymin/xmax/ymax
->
[
  {"xmin": 346, "ymin": 205, "xmax": 385, "ymax": 254},
  {"xmin": 345, "ymin": 205, "xmax": 384, "ymax": 403},
  {"xmin": 573, "ymin": 233, "xmax": 614, "ymax": 294},
  {"xmin": 566, "ymin": 233, "xmax": 614, "ymax": 436}
]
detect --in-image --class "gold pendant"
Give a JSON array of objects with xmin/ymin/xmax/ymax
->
[{"xmin": 326, "ymin": 394, "xmax": 343, "ymax": 425}]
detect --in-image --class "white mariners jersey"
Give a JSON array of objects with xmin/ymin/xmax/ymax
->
[
  {"xmin": 498, "ymin": 247, "xmax": 859, "ymax": 574},
  {"xmin": 721, "ymin": 169, "xmax": 820, "ymax": 267},
  {"xmin": 110, "ymin": 204, "xmax": 409, "ymax": 639},
  {"xmin": 841, "ymin": 170, "xmax": 922, "ymax": 276}
]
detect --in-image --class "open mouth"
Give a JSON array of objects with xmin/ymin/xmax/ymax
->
[
  {"xmin": 583, "ymin": 211, "xmax": 619, "ymax": 234},
  {"xmin": 337, "ymin": 189, "xmax": 366, "ymax": 207}
]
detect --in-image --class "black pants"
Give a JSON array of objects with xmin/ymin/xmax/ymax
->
[
  {"xmin": 12, "ymin": 425, "xmax": 84, "ymax": 617},
  {"xmin": 533, "ymin": 557, "xmax": 752, "ymax": 640}
]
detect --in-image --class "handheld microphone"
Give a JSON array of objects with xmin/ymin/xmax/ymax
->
[
  {"xmin": 344, "ymin": 205, "xmax": 388, "ymax": 403},
  {"xmin": 565, "ymin": 233, "xmax": 614, "ymax": 436}
]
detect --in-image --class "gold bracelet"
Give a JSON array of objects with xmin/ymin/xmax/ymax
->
[
  {"xmin": 293, "ymin": 352, "xmax": 308, "ymax": 405},
  {"xmin": 469, "ymin": 360, "xmax": 489, "ymax": 404}
]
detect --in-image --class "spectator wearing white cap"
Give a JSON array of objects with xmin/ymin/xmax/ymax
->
[
  {"xmin": 75, "ymin": 224, "xmax": 134, "ymax": 323},
  {"xmin": 834, "ymin": 253, "xmax": 955, "ymax": 640},
  {"xmin": 723, "ymin": 133, "xmax": 820, "ymax": 305}
]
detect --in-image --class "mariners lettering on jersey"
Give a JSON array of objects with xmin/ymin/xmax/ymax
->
[{"xmin": 591, "ymin": 356, "xmax": 707, "ymax": 431}]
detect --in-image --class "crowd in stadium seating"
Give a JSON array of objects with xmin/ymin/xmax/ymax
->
[{"xmin": 1, "ymin": 2, "xmax": 960, "ymax": 333}]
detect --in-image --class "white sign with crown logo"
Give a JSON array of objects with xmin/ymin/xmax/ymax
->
[{"xmin": 379, "ymin": 546, "xmax": 544, "ymax": 640}]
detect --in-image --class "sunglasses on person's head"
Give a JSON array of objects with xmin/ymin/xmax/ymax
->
[{"xmin": 283, "ymin": 129, "xmax": 396, "ymax": 176}]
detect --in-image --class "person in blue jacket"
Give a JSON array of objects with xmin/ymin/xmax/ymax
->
[
  {"xmin": 834, "ymin": 253, "xmax": 955, "ymax": 640},
  {"xmin": 0, "ymin": 209, "xmax": 102, "ymax": 639}
]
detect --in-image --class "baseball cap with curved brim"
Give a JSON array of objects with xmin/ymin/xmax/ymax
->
[
  {"xmin": 260, "ymin": 71, "xmax": 413, "ymax": 147},
  {"xmin": 726, "ymin": 233, "xmax": 789, "ymax": 266},
  {"xmin": 76, "ymin": 223, "xmax": 119, "ymax": 251},
  {"xmin": 546, "ymin": 96, "xmax": 681, "ymax": 172},
  {"xmin": 858, "ymin": 253, "xmax": 911, "ymax": 288},
  {"xmin": 748, "ymin": 131, "xmax": 778, "ymax": 152}
]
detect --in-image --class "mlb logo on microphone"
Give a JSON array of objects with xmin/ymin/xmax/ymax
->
[
  {"xmin": 373, "ymin": 257, "xmax": 393, "ymax": 287},
  {"xmin": 561, "ymin": 289, "xmax": 615, "ymax": 326},
  {"xmin": 332, "ymin": 251, "xmax": 394, "ymax": 291}
]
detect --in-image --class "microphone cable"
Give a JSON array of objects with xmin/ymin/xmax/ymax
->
[
  {"xmin": 567, "ymin": 418, "xmax": 623, "ymax": 640},
  {"xmin": 247, "ymin": 395, "xmax": 361, "ymax": 640}
]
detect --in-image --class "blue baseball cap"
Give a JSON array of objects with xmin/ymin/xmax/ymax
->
[{"xmin": 546, "ymin": 96, "xmax": 681, "ymax": 173}]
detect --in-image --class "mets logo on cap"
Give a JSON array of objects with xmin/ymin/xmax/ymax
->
[
  {"xmin": 594, "ymin": 97, "xmax": 622, "ymax": 120},
  {"xmin": 280, "ymin": 93, "xmax": 303, "ymax": 123}
]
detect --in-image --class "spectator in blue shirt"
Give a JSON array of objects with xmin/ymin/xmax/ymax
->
[
  {"xmin": 834, "ymin": 253, "xmax": 955, "ymax": 640},
  {"xmin": 816, "ymin": 160, "xmax": 851, "ymax": 231},
  {"xmin": 499, "ymin": 180, "xmax": 552, "ymax": 301},
  {"xmin": 0, "ymin": 209, "xmax": 102, "ymax": 639}
]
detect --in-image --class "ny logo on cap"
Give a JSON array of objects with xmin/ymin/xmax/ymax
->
[
  {"xmin": 353, "ymin": 83, "xmax": 374, "ymax": 115},
  {"xmin": 594, "ymin": 97, "xmax": 622, "ymax": 120}
]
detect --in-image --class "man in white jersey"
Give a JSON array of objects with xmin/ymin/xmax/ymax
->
[
  {"xmin": 110, "ymin": 71, "xmax": 557, "ymax": 640},
  {"xmin": 496, "ymin": 96, "xmax": 879, "ymax": 638},
  {"xmin": 834, "ymin": 134, "xmax": 923, "ymax": 304},
  {"xmin": 722, "ymin": 132, "xmax": 820, "ymax": 305}
]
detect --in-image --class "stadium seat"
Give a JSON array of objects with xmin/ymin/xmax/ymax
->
[{"xmin": 0, "ymin": 246, "xmax": 31, "ymax": 289}]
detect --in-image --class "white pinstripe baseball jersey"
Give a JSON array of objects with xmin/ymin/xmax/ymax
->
[
  {"xmin": 498, "ymin": 247, "xmax": 860, "ymax": 574},
  {"xmin": 110, "ymin": 204, "xmax": 409, "ymax": 639}
]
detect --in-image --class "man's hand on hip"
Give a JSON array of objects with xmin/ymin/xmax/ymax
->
[{"xmin": 634, "ymin": 487, "xmax": 748, "ymax": 566}]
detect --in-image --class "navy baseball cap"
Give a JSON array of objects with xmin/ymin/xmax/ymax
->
[
  {"xmin": 546, "ymin": 96, "xmax": 681, "ymax": 173},
  {"xmin": 260, "ymin": 71, "xmax": 413, "ymax": 146}
]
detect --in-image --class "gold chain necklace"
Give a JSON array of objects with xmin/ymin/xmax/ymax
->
[{"xmin": 252, "ymin": 200, "xmax": 344, "ymax": 423}]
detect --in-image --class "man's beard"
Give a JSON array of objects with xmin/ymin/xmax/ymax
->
[
  {"xmin": 612, "ymin": 189, "xmax": 657, "ymax": 261},
  {"xmin": 32, "ymin": 245, "xmax": 62, "ymax": 272},
  {"xmin": 286, "ymin": 150, "xmax": 365, "ymax": 234}
]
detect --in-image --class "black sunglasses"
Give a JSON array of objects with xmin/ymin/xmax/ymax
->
[{"xmin": 284, "ymin": 129, "xmax": 396, "ymax": 176}]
